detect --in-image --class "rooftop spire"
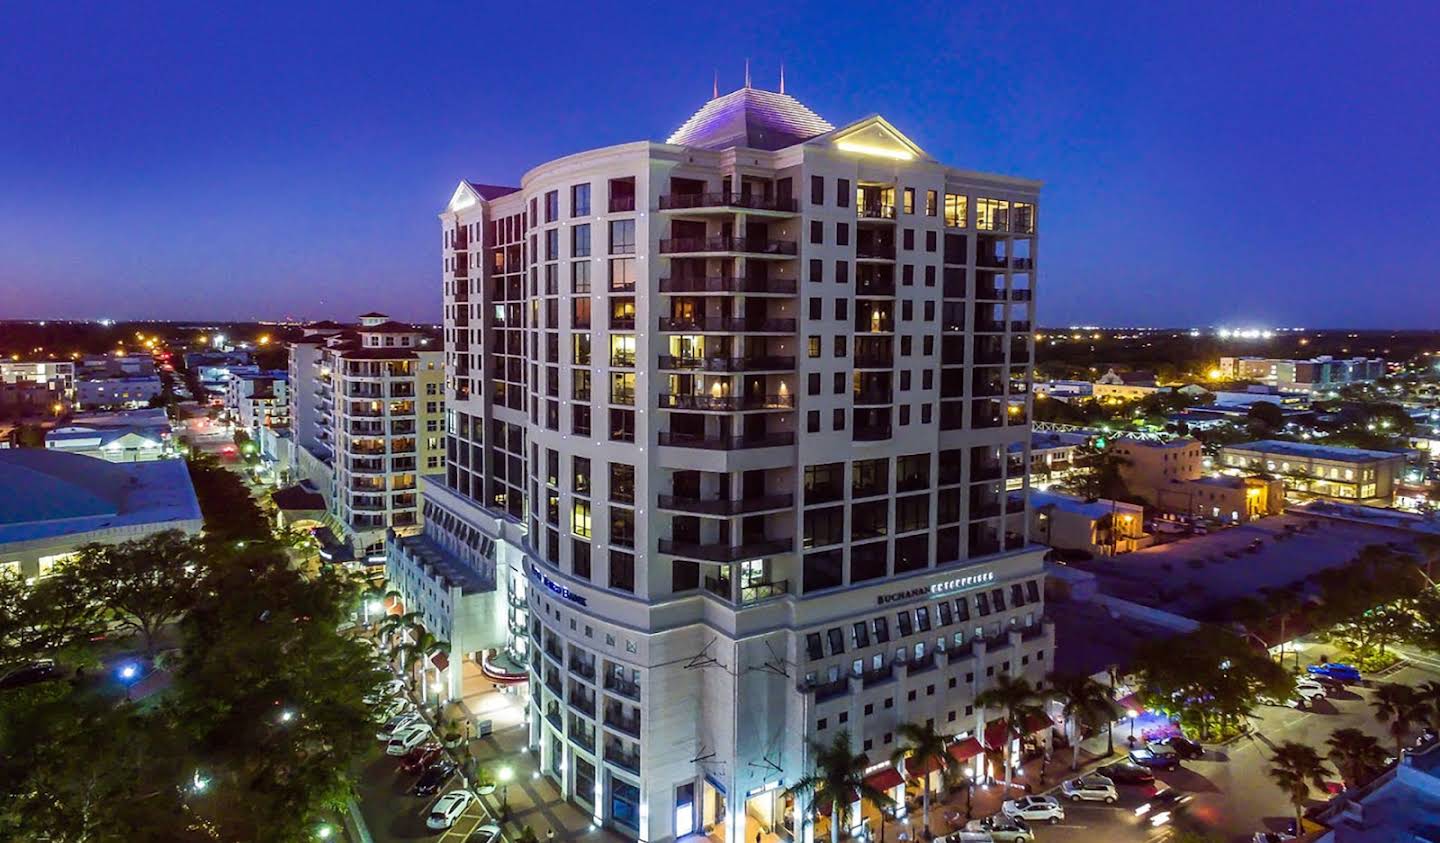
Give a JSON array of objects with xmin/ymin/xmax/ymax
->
[
  {"xmin": 744, "ymin": 58, "xmax": 751, "ymax": 89},
  {"xmin": 779, "ymin": 62, "xmax": 785, "ymax": 94},
  {"xmin": 713, "ymin": 69, "xmax": 719, "ymax": 99}
]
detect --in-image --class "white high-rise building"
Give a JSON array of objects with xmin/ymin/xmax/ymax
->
[{"xmin": 413, "ymin": 83, "xmax": 1050, "ymax": 843}]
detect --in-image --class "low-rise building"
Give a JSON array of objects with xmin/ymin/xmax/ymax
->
[
  {"xmin": 1219, "ymin": 440, "xmax": 1407, "ymax": 506},
  {"xmin": 1111, "ymin": 436, "xmax": 1204, "ymax": 502},
  {"xmin": 1, "ymin": 360, "xmax": 76, "ymax": 405},
  {"xmin": 1312, "ymin": 739, "xmax": 1440, "ymax": 843},
  {"xmin": 1016, "ymin": 430, "xmax": 1090, "ymax": 489},
  {"xmin": 1032, "ymin": 380, "xmax": 1093, "ymax": 401},
  {"xmin": 1217, "ymin": 355, "xmax": 1387, "ymax": 394},
  {"xmin": 80, "ymin": 354, "xmax": 155, "ymax": 379},
  {"xmin": 0, "ymin": 449, "xmax": 202, "ymax": 580},
  {"xmin": 1093, "ymin": 368, "xmax": 1165, "ymax": 401},
  {"xmin": 1150, "ymin": 474, "xmax": 1285, "ymax": 523},
  {"xmin": 1027, "ymin": 490, "xmax": 1150, "ymax": 556},
  {"xmin": 45, "ymin": 407, "xmax": 174, "ymax": 462},
  {"xmin": 225, "ymin": 370, "xmax": 289, "ymax": 437},
  {"xmin": 75, "ymin": 375, "xmax": 164, "ymax": 409}
]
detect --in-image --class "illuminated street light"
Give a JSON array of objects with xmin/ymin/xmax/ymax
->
[{"xmin": 498, "ymin": 765, "xmax": 514, "ymax": 816}]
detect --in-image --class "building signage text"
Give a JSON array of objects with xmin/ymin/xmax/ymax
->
[
  {"xmin": 876, "ymin": 570, "xmax": 997, "ymax": 605},
  {"xmin": 529, "ymin": 563, "xmax": 588, "ymax": 607}
]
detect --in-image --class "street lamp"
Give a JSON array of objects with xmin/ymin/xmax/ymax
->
[
  {"xmin": 117, "ymin": 662, "xmax": 141, "ymax": 701},
  {"xmin": 1127, "ymin": 708, "xmax": 1140, "ymax": 746},
  {"xmin": 497, "ymin": 765, "xmax": 514, "ymax": 817},
  {"xmin": 315, "ymin": 824, "xmax": 333, "ymax": 840}
]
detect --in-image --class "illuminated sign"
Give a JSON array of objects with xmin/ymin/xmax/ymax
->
[
  {"xmin": 528, "ymin": 562, "xmax": 587, "ymax": 607},
  {"xmin": 877, "ymin": 570, "xmax": 997, "ymax": 606},
  {"xmin": 835, "ymin": 139, "xmax": 914, "ymax": 161}
]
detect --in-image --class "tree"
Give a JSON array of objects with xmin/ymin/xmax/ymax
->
[
  {"xmin": 891, "ymin": 721, "xmax": 952, "ymax": 836},
  {"xmin": 1266, "ymin": 741, "xmax": 1328, "ymax": 834},
  {"xmin": 1133, "ymin": 626, "xmax": 1291, "ymax": 740},
  {"xmin": 0, "ymin": 568, "xmax": 103, "ymax": 667},
  {"xmin": 975, "ymin": 674, "xmax": 1045, "ymax": 794},
  {"xmin": 1047, "ymin": 674, "xmax": 1117, "ymax": 769},
  {"xmin": 784, "ymin": 730, "xmax": 893, "ymax": 843},
  {"xmin": 1416, "ymin": 680, "xmax": 1440, "ymax": 733},
  {"xmin": 1325, "ymin": 728, "xmax": 1388, "ymax": 789},
  {"xmin": 1247, "ymin": 401, "xmax": 1285, "ymax": 430},
  {"xmin": 67, "ymin": 530, "xmax": 207, "ymax": 656},
  {"xmin": 186, "ymin": 453, "xmax": 270, "ymax": 541},
  {"xmin": 1372, "ymin": 683, "xmax": 1426, "ymax": 755}
]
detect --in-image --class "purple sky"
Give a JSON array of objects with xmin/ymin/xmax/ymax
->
[{"xmin": 2, "ymin": 2, "xmax": 1437, "ymax": 327}]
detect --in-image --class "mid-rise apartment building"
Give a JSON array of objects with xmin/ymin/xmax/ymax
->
[
  {"xmin": 1218, "ymin": 355, "xmax": 1387, "ymax": 393},
  {"xmin": 225, "ymin": 370, "xmax": 289, "ymax": 439},
  {"xmin": 0, "ymin": 360, "xmax": 75, "ymax": 416},
  {"xmin": 404, "ymin": 83, "xmax": 1050, "ymax": 843},
  {"xmin": 283, "ymin": 315, "xmax": 445, "ymax": 560}
]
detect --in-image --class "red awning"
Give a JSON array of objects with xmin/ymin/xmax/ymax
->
[
  {"xmin": 949, "ymin": 738, "xmax": 984, "ymax": 762},
  {"xmin": 983, "ymin": 718, "xmax": 1009, "ymax": 750},
  {"xmin": 429, "ymin": 651, "xmax": 449, "ymax": 672},
  {"xmin": 865, "ymin": 767, "xmax": 904, "ymax": 791},
  {"xmin": 1115, "ymin": 694, "xmax": 1143, "ymax": 715},
  {"xmin": 1025, "ymin": 711, "xmax": 1055, "ymax": 733},
  {"xmin": 905, "ymin": 753, "xmax": 944, "ymax": 780}
]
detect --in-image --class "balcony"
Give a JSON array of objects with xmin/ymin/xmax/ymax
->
[
  {"xmin": 739, "ymin": 578, "xmax": 789, "ymax": 604},
  {"xmin": 604, "ymin": 708, "xmax": 642, "ymax": 738},
  {"xmin": 657, "ymin": 393, "xmax": 794, "ymax": 412},
  {"xmin": 1009, "ymin": 289, "xmax": 1034, "ymax": 302},
  {"xmin": 609, "ymin": 195, "xmax": 636, "ymax": 213},
  {"xmin": 658, "ymin": 537, "xmax": 792, "ymax": 562},
  {"xmin": 905, "ymin": 652, "xmax": 938, "ymax": 677},
  {"xmin": 854, "ymin": 424, "xmax": 893, "ymax": 442},
  {"xmin": 853, "ymin": 388, "xmax": 894, "ymax": 406},
  {"xmin": 568, "ymin": 691, "xmax": 596, "ymax": 717},
  {"xmin": 657, "ymin": 493, "xmax": 793, "ymax": 515},
  {"xmin": 855, "ymin": 277, "xmax": 897, "ymax": 297},
  {"xmin": 1009, "ymin": 320, "xmax": 1032, "ymax": 333},
  {"xmin": 857, "ymin": 203, "xmax": 897, "ymax": 221},
  {"xmin": 806, "ymin": 676, "xmax": 850, "ymax": 703},
  {"xmin": 658, "ymin": 236, "xmax": 797, "ymax": 257},
  {"xmin": 657, "ymin": 192, "xmax": 799, "ymax": 213},
  {"xmin": 971, "ymin": 502, "xmax": 1003, "ymax": 519},
  {"xmin": 604, "ymin": 675, "xmax": 641, "ymax": 701},
  {"xmin": 657, "ymin": 355, "xmax": 795, "ymax": 373},
  {"xmin": 658, "ymin": 275, "xmax": 797, "ymax": 295},
  {"xmin": 856, "ymin": 244, "xmax": 896, "ymax": 261},
  {"xmin": 658, "ymin": 432, "xmax": 795, "ymax": 450},
  {"xmin": 861, "ymin": 664, "xmax": 894, "ymax": 688},
  {"xmin": 657, "ymin": 316, "xmax": 796, "ymax": 333},
  {"xmin": 604, "ymin": 743, "xmax": 641, "ymax": 774},
  {"xmin": 569, "ymin": 658, "xmax": 596, "ymax": 682},
  {"xmin": 1012, "ymin": 257, "xmax": 1035, "ymax": 270},
  {"xmin": 853, "ymin": 350, "xmax": 894, "ymax": 369}
]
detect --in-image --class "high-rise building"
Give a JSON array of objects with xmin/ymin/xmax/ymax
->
[
  {"xmin": 283, "ymin": 314, "xmax": 445, "ymax": 560},
  {"xmin": 407, "ymin": 83, "xmax": 1050, "ymax": 843}
]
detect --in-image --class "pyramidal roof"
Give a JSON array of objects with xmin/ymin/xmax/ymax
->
[{"xmin": 667, "ymin": 87, "xmax": 834, "ymax": 152}]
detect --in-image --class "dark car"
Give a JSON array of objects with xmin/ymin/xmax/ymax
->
[
  {"xmin": 412, "ymin": 759, "xmax": 458, "ymax": 796},
  {"xmin": 1099, "ymin": 760, "xmax": 1156, "ymax": 784},
  {"xmin": 401, "ymin": 745, "xmax": 443, "ymax": 774},
  {"xmin": 1155, "ymin": 736, "xmax": 1204, "ymax": 759},
  {"xmin": 0, "ymin": 659, "xmax": 58, "ymax": 691},
  {"xmin": 1129, "ymin": 748, "xmax": 1180, "ymax": 770},
  {"xmin": 1307, "ymin": 662, "xmax": 1361, "ymax": 683}
]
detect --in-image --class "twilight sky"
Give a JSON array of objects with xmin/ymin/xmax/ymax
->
[{"xmin": 2, "ymin": 2, "xmax": 1437, "ymax": 327}]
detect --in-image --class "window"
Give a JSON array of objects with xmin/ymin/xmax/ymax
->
[
  {"xmin": 806, "ymin": 633, "xmax": 824, "ymax": 661},
  {"xmin": 976, "ymin": 198, "xmax": 1010, "ymax": 231},
  {"xmin": 809, "ymin": 258, "xmax": 823, "ymax": 283},
  {"xmin": 852, "ymin": 622, "xmax": 871, "ymax": 649},
  {"xmin": 832, "ymin": 407, "xmax": 845, "ymax": 430},
  {"xmin": 902, "ymin": 187, "xmax": 915, "ymax": 215},
  {"xmin": 571, "ymin": 183, "xmax": 590, "ymax": 217},
  {"xmin": 807, "ymin": 373, "xmax": 821, "ymax": 396},
  {"xmin": 808, "ymin": 336, "xmax": 821, "ymax": 358},
  {"xmin": 925, "ymin": 189, "xmax": 938, "ymax": 216},
  {"xmin": 544, "ymin": 190, "xmax": 559, "ymax": 223},
  {"xmin": 572, "ymin": 224, "xmax": 591, "ymax": 257},
  {"xmin": 609, "ymin": 219, "xmax": 636, "ymax": 254},
  {"xmin": 572, "ymin": 539, "xmax": 591, "ymax": 579},
  {"xmin": 826, "ymin": 627, "xmax": 845, "ymax": 655},
  {"xmin": 572, "ymin": 500, "xmax": 592, "ymax": 538},
  {"xmin": 804, "ymin": 462, "xmax": 845, "ymax": 503},
  {"xmin": 809, "ymin": 297, "xmax": 822, "ymax": 319},
  {"xmin": 896, "ymin": 611, "xmax": 914, "ymax": 637},
  {"xmin": 873, "ymin": 616, "xmax": 890, "ymax": 643},
  {"xmin": 609, "ymin": 463, "xmax": 635, "ymax": 504},
  {"xmin": 835, "ymin": 261, "xmax": 849, "ymax": 284},
  {"xmin": 836, "ymin": 223, "xmax": 849, "ymax": 246},
  {"xmin": 572, "ymin": 261, "xmax": 591, "ymax": 293},
  {"xmin": 544, "ymin": 229, "xmax": 559, "ymax": 261},
  {"xmin": 810, "ymin": 175, "xmax": 824, "ymax": 205},
  {"xmin": 810, "ymin": 220, "xmax": 823, "ymax": 244},
  {"xmin": 573, "ymin": 457, "xmax": 591, "ymax": 494},
  {"xmin": 804, "ymin": 505, "xmax": 845, "ymax": 548},
  {"xmin": 807, "ymin": 410, "xmax": 820, "ymax": 432},
  {"xmin": 852, "ymin": 458, "xmax": 889, "ymax": 497},
  {"xmin": 609, "ymin": 550, "xmax": 635, "ymax": 592},
  {"xmin": 837, "ymin": 179, "xmax": 850, "ymax": 208},
  {"xmin": 945, "ymin": 193, "xmax": 968, "ymax": 228}
]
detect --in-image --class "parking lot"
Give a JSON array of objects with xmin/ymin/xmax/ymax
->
[{"xmin": 355, "ymin": 745, "xmax": 490, "ymax": 842}]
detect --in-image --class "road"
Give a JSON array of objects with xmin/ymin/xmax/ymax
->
[
  {"xmin": 355, "ymin": 745, "xmax": 490, "ymax": 843},
  {"xmin": 1029, "ymin": 656, "xmax": 1440, "ymax": 843}
]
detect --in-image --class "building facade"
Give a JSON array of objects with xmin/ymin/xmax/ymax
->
[
  {"xmin": 1111, "ymin": 436, "xmax": 1204, "ymax": 502},
  {"xmin": 1219, "ymin": 439, "xmax": 1406, "ymax": 506},
  {"xmin": 0, "ymin": 360, "xmax": 76, "ymax": 411},
  {"xmin": 225, "ymin": 370, "xmax": 290, "ymax": 439},
  {"xmin": 409, "ymin": 84, "xmax": 1053, "ymax": 843},
  {"xmin": 1218, "ymin": 355, "xmax": 1387, "ymax": 393},
  {"xmin": 75, "ymin": 375, "xmax": 164, "ymax": 410}
]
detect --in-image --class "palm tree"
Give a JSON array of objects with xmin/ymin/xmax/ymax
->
[
  {"xmin": 1325, "ymin": 727, "xmax": 1388, "ymax": 789},
  {"xmin": 395, "ymin": 627, "xmax": 450, "ymax": 693},
  {"xmin": 785, "ymin": 730, "xmax": 894, "ymax": 843},
  {"xmin": 891, "ymin": 721, "xmax": 952, "ymax": 837},
  {"xmin": 1267, "ymin": 741, "xmax": 1328, "ymax": 834},
  {"xmin": 976, "ymin": 674, "xmax": 1045, "ymax": 795},
  {"xmin": 378, "ymin": 609, "xmax": 421, "ymax": 649},
  {"xmin": 1047, "ymin": 673, "xmax": 1116, "ymax": 770},
  {"xmin": 1415, "ymin": 680, "xmax": 1440, "ymax": 733},
  {"xmin": 1372, "ymin": 683, "xmax": 1425, "ymax": 755}
]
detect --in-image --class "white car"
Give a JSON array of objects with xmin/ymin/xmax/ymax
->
[
  {"xmin": 386, "ymin": 722, "xmax": 433, "ymax": 756},
  {"xmin": 1295, "ymin": 678, "xmax": 1327, "ymax": 701},
  {"xmin": 374, "ymin": 698, "xmax": 412, "ymax": 722},
  {"xmin": 1002, "ymin": 795, "xmax": 1065, "ymax": 824},
  {"xmin": 966, "ymin": 816, "xmax": 1033, "ymax": 842},
  {"xmin": 467, "ymin": 822, "xmax": 502, "ymax": 843},
  {"xmin": 426, "ymin": 789, "xmax": 475, "ymax": 830},
  {"xmin": 1253, "ymin": 833, "xmax": 1295, "ymax": 843},
  {"xmin": 375, "ymin": 711, "xmax": 421, "ymax": 741},
  {"xmin": 1061, "ymin": 775, "xmax": 1118, "ymax": 803}
]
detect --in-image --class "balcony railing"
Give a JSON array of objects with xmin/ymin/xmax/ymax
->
[
  {"xmin": 608, "ymin": 195, "xmax": 636, "ymax": 213},
  {"xmin": 658, "ymin": 275, "xmax": 797, "ymax": 295},
  {"xmin": 806, "ymin": 676, "xmax": 850, "ymax": 703},
  {"xmin": 658, "ymin": 192, "xmax": 799, "ymax": 213},
  {"xmin": 1010, "ymin": 320, "xmax": 1032, "ymax": 333},
  {"xmin": 658, "ymin": 236, "xmax": 798, "ymax": 256},
  {"xmin": 857, "ymin": 204, "xmax": 897, "ymax": 221},
  {"xmin": 568, "ymin": 692, "xmax": 596, "ymax": 717},
  {"xmin": 862, "ymin": 664, "xmax": 894, "ymax": 688},
  {"xmin": 604, "ymin": 708, "xmax": 642, "ymax": 738},
  {"xmin": 657, "ymin": 493, "xmax": 794, "ymax": 516},
  {"xmin": 658, "ymin": 537, "xmax": 792, "ymax": 562},
  {"xmin": 604, "ymin": 744, "xmax": 641, "ymax": 774},
  {"xmin": 854, "ymin": 424, "xmax": 893, "ymax": 441},
  {"xmin": 657, "ymin": 393, "xmax": 794, "ymax": 411},
  {"xmin": 853, "ymin": 351, "xmax": 894, "ymax": 369},
  {"xmin": 739, "ymin": 579, "xmax": 790, "ymax": 604},
  {"xmin": 853, "ymin": 388, "xmax": 894, "ymax": 406},
  {"xmin": 604, "ymin": 675, "xmax": 641, "ymax": 701},
  {"xmin": 855, "ymin": 278, "xmax": 897, "ymax": 297},
  {"xmin": 657, "ymin": 316, "xmax": 796, "ymax": 333},
  {"xmin": 856, "ymin": 244, "xmax": 897, "ymax": 260},
  {"xmin": 657, "ymin": 355, "xmax": 796, "ymax": 372},
  {"xmin": 657, "ymin": 432, "xmax": 796, "ymax": 450}
]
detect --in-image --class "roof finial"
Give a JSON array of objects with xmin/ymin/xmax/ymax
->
[
  {"xmin": 744, "ymin": 58, "xmax": 751, "ymax": 89},
  {"xmin": 713, "ymin": 69, "xmax": 719, "ymax": 99},
  {"xmin": 779, "ymin": 63, "xmax": 786, "ymax": 94}
]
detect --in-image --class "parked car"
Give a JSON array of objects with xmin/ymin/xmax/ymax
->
[
  {"xmin": 1153, "ymin": 736, "xmax": 1204, "ymax": 759},
  {"xmin": 1307, "ymin": 663, "xmax": 1361, "ymax": 682},
  {"xmin": 466, "ymin": 823, "xmax": 502, "ymax": 843},
  {"xmin": 401, "ymin": 744, "xmax": 443, "ymax": 774},
  {"xmin": 375, "ymin": 711, "xmax": 422, "ymax": 741},
  {"xmin": 0, "ymin": 659, "xmax": 58, "ymax": 691},
  {"xmin": 1001, "ymin": 795, "xmax": 1065, "ymax": 824},
  {"xmin": 968, "ymin": 816, "xmax": 1033, "ymax": 842},
  {"xmin": 1130, "ymin": 747, "xmax": 1180, "ymax": 770},
  {"xmin": 946, "ymin": 829, "xmax": 994, "ymax": 843},
  {"xmin": 413, "ymin": 759, "xmax": 458, "ymax": 796},
  {"xmin": 1295, "ymin": 678, "xmax": 1328, "ymax": 700},
  {"xmin": 373, "ymin": 698, "xmax": 412, "ymax": 723},
  {"xmin": 386, "ymin": 723, "xmax": 433, "ymax": 756},
  {"xmin": 1135, "ymin": 786, "xmax": 1193, "ymax": 826},
  {"xmin": 1061, "ymin": 775, "xmax": 1118, "ymax": 803},
  {"xmin": 1099, "ymin": 760, "xmax": 1156, "ymax": 784},
  {"xmin": 1253, "ymin": 833, "xmax": 1295, "ymax": 843},
  {"xmin": 426, "ymin": 789, "xmax": 475, "ymax": 830}
]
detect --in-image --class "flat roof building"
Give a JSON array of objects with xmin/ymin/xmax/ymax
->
[
  {"xmin": 1220, "ymin": 440, "xmax": 1407, "ymax": 506},
  {"xmin": 45, "ymin": 407, "xmax": 174, "ymax": 462}
]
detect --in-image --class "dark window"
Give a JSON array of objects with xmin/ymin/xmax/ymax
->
[
  {"xmin": 896, "ymin": 611, "xmax": 914, "ymax": 637},
  {"xmin": 803, "ymin": 549, "xmax": 844, "ymax": 592},
  {"xmin": 852, "ymin": 622, "xmax": 871, "ymax": 649},
  {"xmin": 826, "ymin": 627, "xmax": 845, "ymax": 655},
  {"xmin": 873, "ymin": 616, "xmax": 890, "ymax": 643},
  {"xmin": 991, "ymin": 588, "xmax": 1006, "ymax": 612},
  {"xmin": 805, "ymin": 633, "xmax": 824, "ymax": 661},
  {"xmin": 811, "ymin": 175, "xmax": 824, "ymax": 205},
  {"xmin": 837, "ymin": 179, "xmax": 850, "ymax": 208},
  {"xmin": 609, "ymin": 550, "xmax": 635, "ymax": 592},
  {"xmin": 572, "ymin": 539, "xmax": 591, "ymax": 580},
  {"xmin": 810, "ymin": 221, "xmax": 823, "ymax": 245},
  {"xmin": 976, "ymin": 592, "xmax": 991, "ymax": 616},
  {"xmin": 809, "ymin": 259, "xmax": 823, "ymax": 283},
  {"xmin": 836, "ymin": 223, "xmax": 849, "ymax": 246},
  {"xmin": 851, "ymin": 541, "xmax": 887, "ymax": 582}
]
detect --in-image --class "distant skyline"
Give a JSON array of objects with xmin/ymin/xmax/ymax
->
[{"xmin": 3, "ymin": 2, "xmax": 1438, "ymax": 327}]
